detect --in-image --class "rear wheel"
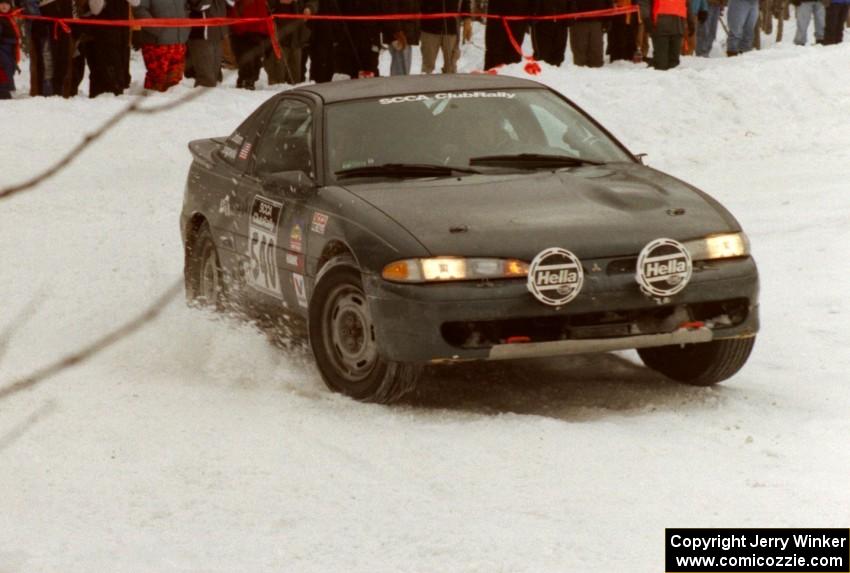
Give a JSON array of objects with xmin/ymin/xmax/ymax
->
[
  {"xmin": 185, "ymin": 223, "xmax": 226, "ymax": 311},
  {"xmin": 309, "ymin": 262, "xmax": 419, "ymax": 403},
  {"xmin": 638, "ymin": 336, "xmax": 756, "ymax": 386}
]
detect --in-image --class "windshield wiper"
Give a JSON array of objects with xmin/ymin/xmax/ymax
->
[
  {"xmin": 469, "ymin": 153, "xmax": 603, "ymax": 168},
  {"xmin": 336, "ymin": 163, "xmax": 481, "ymax": 179}
]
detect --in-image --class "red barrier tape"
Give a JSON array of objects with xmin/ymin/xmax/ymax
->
[{"xmin": 0, "ymin": 8, "xmax": 639, "ymax": 73}]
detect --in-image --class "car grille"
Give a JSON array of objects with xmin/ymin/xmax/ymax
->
[{"xmin": 441, "ymin": 299, "xmax": 750, "ymax": 349}]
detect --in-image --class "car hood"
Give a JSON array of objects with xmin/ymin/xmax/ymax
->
[{"xmin": 341, "ymin": 163, "xmax": 740, "ymax": 260}]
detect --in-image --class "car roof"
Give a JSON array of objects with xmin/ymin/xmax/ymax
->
[{"xmin": 291, "ymin": 73, "xmax": 549, "ymax": 104}]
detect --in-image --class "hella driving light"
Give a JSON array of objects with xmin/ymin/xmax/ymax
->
[
  {"xmin": 684, "ymin": 233, "xmax": 750, "ymax": 261},
  {"xmin": 382, "ymin": 258, "xmax": 529, "ymax": 283}
]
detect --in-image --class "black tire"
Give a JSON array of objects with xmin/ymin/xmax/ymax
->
[
  {"xmin": 308, "ymin": 261, "xmax": 420, "ymax": 404},
  {"xmin": 184, "ymin": 222, "xmax": 226, "ymax": 311},
  {"xmin": 638, "ymin": 336, "xmax": 756, "ymax": 386}
]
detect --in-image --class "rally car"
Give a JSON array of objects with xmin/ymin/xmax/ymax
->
[{"xmin": 181, "ymin": 74, "xmax": 759, "ymax": 403}]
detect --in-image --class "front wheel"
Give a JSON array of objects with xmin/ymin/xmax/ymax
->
[
  {"xmin": 638, "ymin": 336, "xmax": 756, "ymax": 386},
  {"xmin": 308, "ymin": 263, "xmax": 420, "ymax": 403}
]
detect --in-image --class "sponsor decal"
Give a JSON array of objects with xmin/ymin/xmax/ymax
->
[
  {"xmin": 232, "ymin": 133, "xmax": 244, "ymax": 146},
  {"xmin": 289, "ymin": 224, "xmax": 303, "ymax": 253},
  {"xmin": 293, "ymin": 273, "xmax": 308, "ymax": 308},
  {"xmin": 219, "ymin": 195, "xmax": 233, "ymax": 217},
  {"xmin": 379, "ymin": 91, "xmax": 517, "ymax": 105},
  {"xmin": 285, "ymin": 252, "xmax": 304, "ymax": 271},
  {"xmin": 238, "ymin": 142, "xmax": 252, "ymax": 161},
  {"xmin": 636, "ymin": 238, "xmax": 692, "ymax": 298},
  {"xmin": 527, "ymin": 247, "xmax": 584, "ymax": 307},
  {"xmin": 311, "ymin": 212, "xmax": 329, "ymax": 235},
  {"xmin": 221, "ymin": 146, "xmax": 237, "ymax": 161},
  {"xmin": 247, "ymin": 196, "xmax": 283, "ymax": 298}
]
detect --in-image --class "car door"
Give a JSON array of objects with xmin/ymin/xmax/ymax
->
[{"xmin": 236, "ymin": 97, "xmax": 317, "ymax": 313}]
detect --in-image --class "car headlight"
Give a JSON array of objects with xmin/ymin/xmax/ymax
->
[
  {"xmin": 684, "ymin": 232, "xmax": 750, "ymax": 261},
  {"xmin": 382, "ymin": 257, "xmax": 529, "ymax": 283}
]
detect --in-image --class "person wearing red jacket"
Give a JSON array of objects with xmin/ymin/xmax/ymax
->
[
  {"xmin": 228, "ymin": 0, "xmax": 270, "ymax": 89},
  {"xmin": 640, "ymin": 0, "xmax": 688, "ymax": 69}
]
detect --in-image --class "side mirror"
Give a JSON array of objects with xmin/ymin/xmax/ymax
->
[
  {"xmin": 262, "ymin": 170, "xmax": 316, "ymax": 197},
  {"xmin": 635, "ymin": 153, "xmax": 648, "ymax": 165}
]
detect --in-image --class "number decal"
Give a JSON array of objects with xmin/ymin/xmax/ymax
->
[{"xmin": 247, "ymin": 196, "xmax": 284, "ymax": 298}]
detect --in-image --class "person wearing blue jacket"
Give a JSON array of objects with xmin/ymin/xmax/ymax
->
[
  {"xmin": 683, "ymin": 0, "xmax": 708, "ymax": 54},
  {"xmin": 696, "ymin": 0, "xmax": 723, "ymax": 56}
]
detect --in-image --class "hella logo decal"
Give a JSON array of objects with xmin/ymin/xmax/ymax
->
[
  {"xmin": 636, "ymin": 238, "xmax": 692, "ymax": 298},
  {"xmin": 527, "ymin": 247, "xmax": 584, "ymax": 307}
]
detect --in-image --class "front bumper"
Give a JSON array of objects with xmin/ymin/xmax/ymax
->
[{"xmin": 365, "ymin": 256, "xmax": 760, "ymax": 363}]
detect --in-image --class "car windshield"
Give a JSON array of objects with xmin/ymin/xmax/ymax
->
[{"xmin": 325, "ymin": 89, "xmax": 632, "ymax": 181}]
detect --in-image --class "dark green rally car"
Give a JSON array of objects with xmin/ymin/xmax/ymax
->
[{"xmin": 181, "ymin": 74, "xmax": 759, "ymax": 403}]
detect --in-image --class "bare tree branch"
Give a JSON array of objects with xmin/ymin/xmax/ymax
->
[
  {"xmin": 0, "ymin": 401, "xmax": 57, "ymax": 453},
  {"xmin": 0, "ymin": 280, "xmax": 182, "ymax": 401},
  {"xmin": 0, "ymin": 293, "xmax": 44, "ymax": 368}
]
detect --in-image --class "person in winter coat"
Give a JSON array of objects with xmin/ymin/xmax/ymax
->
[
  {"xmin": 419, "ymin": 0, "xmax": 471, "ymax": 74},
  {"xmin": 334, "ymin": 0, "xmax": 381, "ymax": 78},
  {"xmin": 531, "ymin": 0, "xmax": 570, "ymax": 66},
  {"xmin": 0, "ymin": 0, "xmax": 19, "ymax": 99},
  {"xmin": 725, "ymin": 0, "xmax": 757, "ymax": 54},
  {"xmin": 606, "ymin": 0, "xmax": 640, "ymax": 62},
  {"xmin": 792, "ymin": 0, "xmax": 824, "ymax": 45},
  {"xmin": 382, "ymin": 0, "xmax": 420, "ymax": 75},
  {"xmin": 265, "ymin": 0, "xmax": 316, "ymax": 84},
  {"xmin": 133, "ymin": 0, "xmax": 190, "ymax": 90},
  {"xmin": 72, "ymin": 0, "xmax": 132, "ymax": 97},
  {"xmin": 24, "ymin": 0, "xmax": 75, "ymax": 96},
  {"xmin": 484, "ymin": 0, "xmax": 532, "ymax": 69},
  {"xmin": 227, "ymin": 0, "xmax": 270, "ymax": 89},
  {"xmin": 568, "ymin": 0, "xmax": 613, "ymax": 67},
  {"xmin": 187, "ymin": 0, "xmax": 231, "ymax": 87},
  {"xmin": 695, "ymin": 0, "xmax": 723, "ymax": 56},
  {"xmin": 640, "ymin": 0, "xmax": 688, "ymax": 68},
  {"xmin": 822, "ymin": 0, "xmax": 848, "ymax": 44},
  {"xmin": 682, "ymin": 0, "xmax": 707, "ymax": 54}
]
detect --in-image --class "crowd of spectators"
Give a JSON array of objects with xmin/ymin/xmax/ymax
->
[{"xmin": 0, "ymin": 0, "xmax": 848, "ymax": 99}]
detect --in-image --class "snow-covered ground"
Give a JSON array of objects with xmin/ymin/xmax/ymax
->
[{"xmin": 1, "ymin": 22, "xmax": 849, "ymax": 572}]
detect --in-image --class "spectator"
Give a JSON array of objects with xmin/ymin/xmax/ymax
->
[
  {"xmin": 228, "ymin": 0, "xmax": 270, "ymax": 89},
  {"xmin": 725, "ymin": 0, "xmax": 757, "ymax": 55},
  {"xmin": 822, "ymin": 0, "xmax": 847, "ymax": 44},
  {"xmin": 607, "ymin": 0, "xmax": 640, "ymax": 62},
  {"xmin": 695, "ymin": 0, "xmax": 723, "ymax": 56},
  {"xmin": 266, "ymin": 0, "xmax": 316, "ymax": 85},
  {"xmin": 792, "ymin": 0, "xmax": 824, "ymax": 45},
  {"xmin": 568, "ymin": 0, "xmax": 613, "ymax": 68},
  {"xmin": 74, "ymin": 0, "xmax": 132, "ymax": 97},
  {"xmin": 484, "ymin": 0, "xmax": 532, "ymax": 69},
  {"xmin": 419, "ymin": 0, "xmax": 470, "ymax": 75},
  {"xmin": 24, "ymin": 0, "xmax": 75, "ymax": 96},
  {"xmin": 531, "ymin": 0, "xmax": 570, "ymax": 66},
  {"xmin": 640, "ymin": 0, "xmax": 688, "ymax": 69},
  {"xmin": 309, "ymin": 0, "xmax": 339, "ymax": 83},
  {"xmin": 382, "ymin": 0, "xmax": 420, "ymax": 76},
  {"xmin": 133, "ymin": 0, "xmax": 190, "ymax": 91},
  {"xmin": 334, "ymin": 0, "xmax": 381, "ymax": 78},
  {"xmin": 0, "ymin": 0, "xmax": 19, "ymax": 99},
  {"xmin": 683, "ymin": 0, "xmax": 707, "ymax": 54},
  {"xmin": 187, "ymin": 0, "xmax": 232, "ymax": 87}
]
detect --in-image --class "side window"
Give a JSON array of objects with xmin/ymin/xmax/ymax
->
[{"xmin": 253, "ymin": 99, "xmax": 314, "ymax": 177}]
